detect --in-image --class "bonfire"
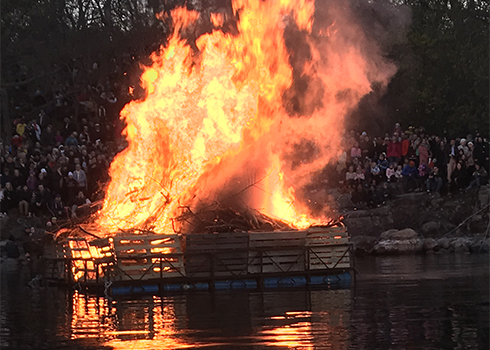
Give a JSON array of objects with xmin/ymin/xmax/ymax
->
[{"xmin": 74, "ymin": 0, "xmax": 395, "ymax": 238}]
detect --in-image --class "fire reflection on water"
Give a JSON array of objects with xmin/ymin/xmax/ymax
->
[
  {"xmin": 66, "ymin": 289, "xmax": 350, "ymax": 349},
  {"xmin": 70, "ymin": 292, "xmax": 191, "ymax": 348}
]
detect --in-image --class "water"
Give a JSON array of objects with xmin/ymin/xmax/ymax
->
[{"xmin": 1, "ymin": 254, "xmax": 488, "ymax": 349}]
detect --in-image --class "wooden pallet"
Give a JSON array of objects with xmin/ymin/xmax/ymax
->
[
  {"xmin": 112, "ymin": 234, "xmax": 185, "ymax": 281},
  {"xmin": 43, "ymin": 242, "xmax": 70, "ymax": 281},
  {"xmin": 248, "ymin": 231, "xmax": 307, "ymax": 274},
  {"xmin": 306, "ymin": 224, "xmax": 350, "ymax": 270},
  {"xmin": 185, "ymin": 232, "xmax": 248, "ymax": 277}
]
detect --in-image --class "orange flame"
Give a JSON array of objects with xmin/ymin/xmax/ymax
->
[{"xmin": 94, "ymin": 0, "xmax": 395, "ymax": 235}]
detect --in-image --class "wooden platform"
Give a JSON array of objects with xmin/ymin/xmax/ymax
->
[{"xmin": 43, "ymin": 223, "xmax": 353, "ymax": 293}]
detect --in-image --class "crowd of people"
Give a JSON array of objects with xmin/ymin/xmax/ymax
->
[
  {"xmin": 1, "ymin": 58, "xmax": 489, "ymax": 221},
  {"xmin": 337, "ymin": 123, "xmax": 489, "ymax": 207},
  {"xmin": 0, "ymin": 56, "xmax": 136, "ymax": 223}
]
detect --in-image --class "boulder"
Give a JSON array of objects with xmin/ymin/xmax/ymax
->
[
  {"xmin": 451, "ymin": 238, "xmax": 470, "ymax": 253},
  {"xmin": 379, "ymin": 229, "xmax": 399, "ymax": 241},
  {"xmin": 469, "ymin": 239, "xmax": 489, "ymax": 253},
  {"xmin": 421, "ymin": 221, "xmax": 441, "ymax": 235},
  {"xmin": 437, "ymin": 237, "xmax": 451, "ymax": 250},
  {"xmin": 423, "ymin": 238, "xmax": 438, "ymax": 251},
  {"xmin": 373, "ymin": 237, "xmax": 424, "ymax": 254},
  {"xmin": 390, "ymin": 228, "xmax": 419, "ymax": 240}
]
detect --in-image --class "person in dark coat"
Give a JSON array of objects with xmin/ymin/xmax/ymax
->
[
  {"xmin": 31, "ymin": 184, "xmax": 51, "ymax": 216},
  {"xmin": 450, "ymin": 162, "xmax": 467, "ymax": 193},
  {"xmin": 50, "ymin": 193, "xmax": 67, "ymax": 219}
]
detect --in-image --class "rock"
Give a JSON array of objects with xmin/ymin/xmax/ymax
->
[
  {"xmin": 479, "ymin": 240, "xmax": 490, "ymax": 253},
  {"xmin": 351, "ymin": 236, "xmax": 377, "ymax": 254},
  {"xmin": 379, "ymin": 229, "xmax": 399, "ymax": 241},
  {"xmin": 469, "ymin": 239, "xmax": 489, "ymax": 253},
  {"xmin": 437, "ymin": 237, "xmax": 451, "ymax": 250},
  {"xmin": 397, "ymin": 238, "xmax": 424, "ymax": 253},
  {"xmin": 390, "ymin": 228, "xmax": 419, "ymax": 240},
  {"xmin": 423, "ymin": 238, "xmax": 438, "ymax": 251},
  {"xmin": 478, "ymin": 185, "xmax": 489, "ymax": 207},
  {"xmin": 435, "ymin": 247, "xmax": 449, "ymax": 254},
  {"xmin": 452, "ymin": 237, "xmax": 470, "ymax": 253},
  {"xmin": 373, "ymin": 237, "xmax": 424, "ymax": 254},
  {"xmin": 422, "ymin": 221, "xmax": 441, "ymax": 235}
]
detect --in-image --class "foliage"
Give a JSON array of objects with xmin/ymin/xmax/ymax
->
[{"xmin": 382, "ymin": 0, "xmax": 489, "ymax": 137}]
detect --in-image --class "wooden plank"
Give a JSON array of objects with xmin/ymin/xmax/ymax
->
[
  {"xmin": 185, "ymin": 232, "xmax": 248, "ymax": 252},
  {"xmin": 306, "ymin": 225, "xmax": 349, "ymax": 246},
  {"xmin": 249, "ymin": 231, "xmax": 307, "ymax": 249}
]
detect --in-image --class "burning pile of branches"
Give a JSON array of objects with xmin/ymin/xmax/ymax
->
[{"xmin": 174, "ymin": 203, "xmax": 293, "ymax": 234}]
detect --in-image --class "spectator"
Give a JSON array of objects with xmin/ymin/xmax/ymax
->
[
  {"xmin": 401, "ymin": 133, "xmax": 410, "ymax": 161},
  {"xmin": 350, "ymin": 142, "xmax": 362, "ymax": 160},
  {"xmin": 446, "ymin": 139, "xmax": 457, "ymax": 182},
  {"xmin": 466, "ymin": 164, "xmax": 488, "ymax": 190},
  {"xmin": 426, "ymin": 166, "xmax": 443, "ymax": 194},
  {"xmin": 55, "ymin": 130, "xmax": 64, "ymax": 145},
  {"xmin": 466, "ymin": 141, "xmax": 476, "ymax": 175},
  {"xmin": 41, "ymin": 125, "xmax": 56, "ymax": 147},
  {"xmin": 386, "ymin": 163, "xmax": 396, "ymax": 182},
  {"xmin": 16, "ymin": 185, "xmax": 31, "ymax": 216},
  {"xmin": 355, "ymin": 165, "xmax": 365, "ymax": 184},
  {"xmin": 26, "ymin": 172, "xmax": 38, "ymax": 191},
  {"xmin": 32, "ymin": 184, "xmax": 51, "ymax": 216},
  {"xmin": 16, "ymin": 117, "xmax": 27, "ymax": 137},
  {"xmin": 459, "ymin": 138, "xmax": 469, "ymax": 155},
  {"xmin": 417, "ymin": 139, "xmax": 431, "ymax": 166},
  {"xmin": 65, "ymin": 133, "xmax": 79, "ymax": 147},
  {"xmin": 351, "ymin": 184, "xmax": 366, "ymax": 206},
  {"xmin": 345, "ymin": 165, "xmax": 356, "ymax": 189},
  {"xmin": 473, "ymin": 136, "xmax": 489, "ymax": 170},
  {"xmin": 387, "ymin": 136, "xmax": 402, "ymax": 165},
  {"xmin": 1, "ymin": 182, "xmax": 15, "ymax": 213},
  {"xmin": 63, "ymin": 172, "xmax": 79, "ymax": 202},
  {"xmin": 402, "ymin": 160, "xmax": 418, "ymax": 192},
  {"xmin": 11, "ymin": 168, "xmax": 25, "ymax": 190},
  {"xmin": 50, "ymin": 194, "xmax": 67, "ymax": 219},
  {"xmin": 377, "ymin": 153, "xmax": 389, "ymax": 174},
  {"xmin": 450, "ymin": 162, "xmax": 467, "ymax": 193},
  {"xmin": 394, "ymin": 164, "xmax": 403, "ymax": 182},
  {"xmin": 71, "ymin": 191, "xmax": 91, "ymax": 218},
  {"xmin": 370, "ymin": 161, "xmax": 382, "ymax": 185},
  {"xmin": 73, "ymin": 164, "xmax": 87, "ymax": 191}
]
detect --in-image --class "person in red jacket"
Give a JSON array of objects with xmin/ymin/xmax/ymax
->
[
  {"xmin": 387, "ymin": 136, "xmax": 402, "ymax": 165},
  {"xmin": 401, "ymin": 133, "xmax": 410, "ymax": 162}
]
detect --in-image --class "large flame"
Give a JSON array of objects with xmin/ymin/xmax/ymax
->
[{"xmin": 94, "ymin": 0, "xmax": 395, "ymax": 235}]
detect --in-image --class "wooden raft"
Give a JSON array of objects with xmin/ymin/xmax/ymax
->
[{"xmin": 53, "ymin": 223, "xmax": 351, "ymax": 287}]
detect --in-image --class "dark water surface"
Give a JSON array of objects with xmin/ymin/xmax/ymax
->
[{"xmin": 1, "ymin": 254, "xmax": 488, "ymax": 349}]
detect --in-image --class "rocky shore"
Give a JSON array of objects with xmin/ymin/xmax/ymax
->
[
  {"xmin": 351, "ymin": 228, "xmax": 489, "ymax": 255},
  {"xmin": 336, "ymin": 184, "xmax": 490, "ymax": 255}
]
